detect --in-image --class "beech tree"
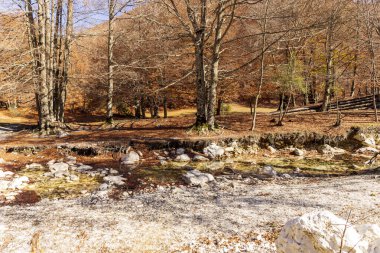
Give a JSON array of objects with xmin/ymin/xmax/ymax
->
[{"xmin": 20, "ymin": 0, "xmax": 74, "ymax": 133}]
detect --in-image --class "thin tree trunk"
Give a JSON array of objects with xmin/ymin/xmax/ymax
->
[
  {"xmin": 163, "ymin": 95, "xmax": 168, "ymax": 118},
  {"xmin": 252, "ymin": 0, "xmax": 269, "ymax": 131},
  {"xmin": 106, "ymin": 0, "xmax": 115, "ymax": 124},
  {"xmin": 321, "ymin": 15, "xmax": 335, "ymax": 112}
]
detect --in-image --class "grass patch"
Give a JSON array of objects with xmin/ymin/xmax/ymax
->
[{"xmin": 19, "ymin": 169, "xmax": 100, "ymax": 199}]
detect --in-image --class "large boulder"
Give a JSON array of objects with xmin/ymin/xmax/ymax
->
[
  {"xmin": 182, "ymin": 170, "xmax": 214, "ymax": 186},
  {"xmin": 276, "ymin": 211, "xmax": 380, "ymax": 253},
  {"xmin": 203, "ymin": 143, "xmax": 225, "ymax": 159},
  {"xmin": 121, "ymin": 151, "xmax": 140, "ymax": 165}
]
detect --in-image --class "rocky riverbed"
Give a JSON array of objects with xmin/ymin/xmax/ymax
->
[
  {"xmin": 0, "ymin": 132, "xmax": 380, "ymax": 252},
  {"xmin": 0, "ymin": 175, "xmax": 379, "ymax": 252}
]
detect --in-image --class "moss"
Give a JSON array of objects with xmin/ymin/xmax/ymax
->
[{"xmin": 19, "ymin": 169, "xmax": 100, "ymax": 199}]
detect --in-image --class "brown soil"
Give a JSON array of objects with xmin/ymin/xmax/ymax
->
[{"xmin": 1, "ymin": 110, "xmax": 379, "ymax": 147}]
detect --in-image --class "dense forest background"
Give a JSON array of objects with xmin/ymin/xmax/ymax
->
[{"xmin": 1, "ymin": 0, "xmax": 380, "ymax": 131}]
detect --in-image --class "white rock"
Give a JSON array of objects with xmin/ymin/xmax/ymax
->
[
  {"xmin": 175, "ymin": 154, "xmax": 191, "ymax": 162},
  {"xmin": 224, "ymin": 147, "xmax": 235, "ymax": 152},
  {"xmin": 356, "ymin": 147, "xmax": 379, "ymax": 154},
  {"xmin": 193, "ymin": 155, "xmax": 209, "ymax": 162},
  {"xmin": 0, "ymin": 158, "xmax": 6, "ymax": 164},
  {"xmin": 355, "ymin": 224, "xmax": 380, "ymax": 253},
  {"xmin": 103, "ymin": 176, "xmax": 126, "ymax": 186},
  {"xmin": 276, "ymin": 211, "xmax": 370, "ymax": 253},
  {"xmin": 68, "ymin": 174, "xmax": 80, "ymax": 182},
  {"xmin": 75, "ymin": 165, "xmax": 93, "ymax": 173},
  {"xmin": 8, "ymin": 176, "xmax": 29, "ymax": 190},
  {"xmin": 121, "ymin": 151, "xmax": 140, "ymax": 165},
  {"xmin": 26, "ymin": 163, "xmax": 44, "ymax": 170},
  {"xmin": 267, "ymin": 146, "xmax": 277, "ymax": 153},
  {"xmin": 110, "ymin": 169, "xmax": 119, "ymax": 175},
  {"xmin": 65, "ymin": 156, "xmax": 77, "ymax": 165},
  {"xmin": 176, "ymin": 148, "xmax": 186, "ymax": 155},
  {"xmin": 0, "ymin": 180, "xmax": 10, "ymax": 190},
  {"xmin": 291, "ymin": 148, "xmax": 305, "ymax": 156},
  {"xmin": 49, "ymin": 162, "xmax": 69, "ymax": 173},
  {"xmin": 354, "ymin": 133, "xmax": 377, "ymax": 147},
  {"xmin": 320, "ymin": 144, "xmax": 346, "ymax": 155},
  {"xmin": 137, "ymin": 151, "xmax": 143, "ymax": 157},
  {"xmin": 0, "ymin": 170, "xmax": 14, "ymax": 178},
  {"xmin": 182, "ymin": 170, "xmax": 214, "ymax": 186},
  {"xmin": 203, "ymin": 143, "xmax": 225, "ymax": 159},
  {"xmin": 47, "ymin": 160, "xmax": 56, "ymax": 166},
  {"xmin": 258, "ymin": 166, "xmax": 277, "ymax": 177}
]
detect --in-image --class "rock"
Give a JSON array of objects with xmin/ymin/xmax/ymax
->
[
  {"xmin": 65, "ymin": 156, "xmax": 77, "ymax": 165},
  {"xmin": 26, "ymin": 163, "xmax": 44, "ymax": 170},
  {"xmin": 207, "ymin": 162, "xmax": 225, "ymax": 171},
  {"xmin": 182, "ymin": 170, "xmax": 214, "ymax": 186},
  {"xmin": 57, "ymin": 130, "xmax": 69, "ymax": 138},
  {"xmin": 175, "ymin": 154, "xmax": 191, "ymax": 162},
  {"xmin": 193, "ymin": 155, "xmax": 209, "ymax": 162},
  {"xmin": 47, "ymin": 160, "xmax": 56, "ymax": 166},
  {"xmin": 176, "ymin": 148, "xmax": 186, "ymax": 155},
  {"xmin": 356, "ymin": 147, "xmax": 379, "ymax": 154},
  {"xmin": 267, "ymin": 146, "xmax": 277, "ymax": 153},
  {"xmin": 99, "ymin": 183, "xmax": 109, "ymax": 191},
  {"xmin": 121, "ymin": 151, "xmax": 140, "ymax": 165},
  {"xmin": 355, "ymin": 224, "xmax": 380, "ymax": 252},
  {"xmin": 103, "ymin": 175, "xmax": 126, "ymax": 186},
  {"xmin": 68, "ymin": 174, "xmax": 80, "ymax": 182},
  {"xmin": 276, "ymin": 211, "xmax": 373, "ymax": 253},
  {"xmin": 319, "ymin": 144, "xmax": 346, "ymax": 155},
  {"xmin": 109, "ymin": 169, "xmax": 119, "ymax": 175},
  {"xmin": 157, "ymin": 156, "xmax": 167, "ymax": 161},
  {"xmin": 224, "ymin": 147, "xmax": 235, "ymax": 152},
  {"xmin": 354, "ymin": 133, "xmax": 377, "ymax": 147},
  {"xmin": 293, "ymin": 168, "xmax": 301, "ymax": 174},
  {"xmin": 291, "ymin": 148, "xmax": 305, "ymax": 156},
  {"xmin": 160, "ymin": 160, "xmax": 168, "ymax": 166},
  {"xmin": 0, "ymin": 158, "xmax": 6, "ymax": 164},
  {"xmin": 49, "ymin": 162, "xmax": 70, "ymax": 178},
  {"xmin": 258, "ymin": 166, "xmax": 277, "ymax": 177},
  {"xmin": 0, "ymin": 170, "xmax": 14, "ymax": 178},
  {"xmin": 76, "ymin": 165, "xmax": 93, "ymax": 172},
  {"xmin": 49, "ymin": 162, "xmax": 69, "ymax": 172},
  {"xmin": 8, "ymin": 176, "xmax": 29, "ymax": 189},
  {"xmin": 203, "ymin": 143, "xmax": 225, "ymax": 159},
  {"xmin": 0, "ymin": 180, "xmax": 10, "ymax": 190},
  {"xmin": 137, "ymin": 150, "xmax": 143, "ymax": 157},
  {"xmin": 281, "ymin": 174, "xmax": 292, "ymax": 179}
]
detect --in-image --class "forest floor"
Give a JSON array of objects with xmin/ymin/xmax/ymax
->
[
  {"xmin": 0, "ymin": 106, "xmax": 379, "ymax": 147},
  {"xmin": 0, "ymin": 106, "xmax": 380, "ymax": 252}
]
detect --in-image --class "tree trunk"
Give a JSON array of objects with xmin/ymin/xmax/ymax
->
[
  {"xmin": 163, "ymin": 96, "xmax": 168, "ymax": 118},
  {"xmin": 59, "ymin": 0, "xmax": 73, "ymax": 123},
  {"xmin": 37, "ymin": 0, "xmax": 51, "ymax": 132},
  {"xmin": 194, "ymin": 0, "xmax": 208, "ymax": 127},
  {"xmin": 321, "ymin": 15, "xmax": 335, "ymax": 112},
  {"xmin": 216, "ymin": 98, "xmax": 223, "ymax": 116},
  {"xmin": 106, "ymin": 0, "xmax": 115, "ymax": 124},
  {"xmin": 140, "ymin": 95, "xmax": 146, "ymax": 119},
  {"xmin": 251, "ymin": 0, "xmax": 269, "ymax": 131}
]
